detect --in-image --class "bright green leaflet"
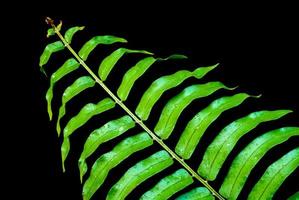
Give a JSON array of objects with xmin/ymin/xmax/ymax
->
[
  {"xmin": 39, "ymin": 41, "xmax": 64, "ymax": 73},
  {"xmin": 175, "ymin": 93, "xmax": 255, "ymax": 159},
  {"xmin": 177, "ymin": 187, "xmax": 215, "ymax": 200},
  {"xmin": 82, "ymin": 132, "xmax": 153, "ymax": 200},
  {"xmin": 98, "ymin": 47, "xmax": 153, "ymax": 81},
  {"xmin": 47, "ymin": 28, "xmax": 55, "ymax": 37},
  {"xmin": 140, "ymin": 168, "xmax": 194, "ymax": 200},
  {"xmin": 219, "ymin": 127, "xmax": 299, "ymax": 200},
  {"xmin": 61, "ymin": 98, "xmax": 115, "ymax": 171},
  {"xmin": 45, "ymin": 58, "xmax": 80, "ymax": 121},
  {"xmin": 78, "ymin": 36, "xmax": 127, "ymax": 61},
  {"xmin": 135, "ymin": 64, "xmax": 219, "ymax": 121},
  {"xmin": 288, "ymin": 192, "xmax": 299, "ymax": 200},
  {"xmin": 107, "ymin": 150, "xmax": 174, "ymax": 200},
  {"xmin": 117, "ymin": 54, "xmax": 187, "ymax": 101},
  {"xmin": 40, "ymin": 26, "xmax": 83, "ymax": 72},
  {"xmin": 56, "ymin": 76, "xmax": 95, "ymax": 135},
  {"xmin": 47, "ymin": 20, "xmax": 62, "ymax": 37},
  {"xmin": 65, "ymin": 26, "xmax": 85, "ymax": 43},
  {"xmin": 154, "ymin": 82, "xmax": 234, "ymax": 140},
  {"xmin": 248, "ymin": 148, "xmax": 299, "ymax": 200},
  {"xmin": 197, "ymin": 109, "xmax": 292, "ymax": 181},
  {"xmin": 78, "ymin": 115, "xmax": 135, "ymax": 181}
]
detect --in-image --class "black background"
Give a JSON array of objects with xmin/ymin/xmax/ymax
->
[{"xmin": 11, "ymin": 5, "xmax": 299, "ymax": 200}]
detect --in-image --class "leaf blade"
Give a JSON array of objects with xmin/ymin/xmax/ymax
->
[
  {"xmin": 61, "ymin": 98, "xmax": 116, "ymax": 171},
  {"xmin": 107, "ymin": 150, "xmax": 173, "ymax": 200},
  {"xmin": 45, "ymin": 58, "xmax": 80, "ymax": 120},
  {"xmin": 82, "ymin": 132, "xmax": 153, "ymax": 200},
  {"xmin": 154, "ymin": 82, "xmax": 234, "ymax": 140},
  {"xmin": 78, "ymin": 35, "xmax": 127, "ymax": 61},
  {"xmin": 56, "ymin": 76, "xmax": 95, "ymax": 135},
  {"xmin": 219, "ymin": 127, "xmax": 299, "ymax": 200},
  {"xmin": 197, "ymin": 109, "xmax": 292, "ymax": 181},
  {"xmin": 177, "ymin": 187, "xmax": 215, "ymax": 200},
  {"xmin": 135, "ymin": 64, "xmax": 219, "ymax": 120},
  {"xmin": 78, "ymin": 115, "xmax": 135, "ymax": 181},
  {"xmin": 248, "ymin": 148, "xmax": 299, "ymax": 200},
  {"xmin": 98, "ymin": 48, "xmax": 153, "ymax": 81},
  {"xmin": 140, "ymin": 168, "xmax": 194, "ymax": 200},
  {"xmin": 175, "ymin": 93, "xmax": 255, "ymax": 159}
]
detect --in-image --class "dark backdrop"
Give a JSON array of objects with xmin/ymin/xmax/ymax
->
[{"xmin": 17, "ymin": 8, "xmax": 299, "ymax": 200}]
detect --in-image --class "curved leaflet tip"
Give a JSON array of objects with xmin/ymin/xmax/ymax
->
[
  {"xmin": 61, "ymin": 98, "xmax": 115, "ymax": 171},
  {"xmin": 135, "ymin": 64, "xmax": 219, "ymax": 120},
  {"xmin": 82, "ymin": 132, "xmax": 153, "ymax": 200},
  {"xmin": 98, "ymin": 48, "xmax": 153, "ymax": 81},
  {"xmin": 197, "ymin": 109, "xmax": 293, "ymax": 181},
  {"xmin": 56, "ymin": 76, "xmax": 95, "ymax": 135}
]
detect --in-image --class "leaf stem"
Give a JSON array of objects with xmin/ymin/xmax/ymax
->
[{"xmin": 47, "ymin": 18, "xmax": 225, "ymax": 200}]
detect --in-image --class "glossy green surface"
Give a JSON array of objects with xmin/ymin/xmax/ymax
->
[
  {"xmin": 288, "ymin": 192, "xmax": 299, "ymax": 200},
  {"xmin": 78, "ymin": 35, "xmax": 127, "ymax": 61},
  {"xmin": 56, "ymin": 76, "xmax": 95, "ymax": 135},
  {"xmin": 177, "ymin": 187, "xmax": 215, "ymax": 200},
  {"xmin": 248, "ymin": 148, "xmax": 299, "ymax": 200},
  {"xmin": 175, "ymin": 93, "xmax": 254, "ymax": 159},
  {"xmin": 45, "ymin": 58, "xmax": 80, "ymax": 121},
  {"xmin": 39, "ymin": 41, "xmax": 64, "ymax": 73},
  {"xmin": 140, "ymin": 168, "xmax": 194, "ymax": 200},
  {"xmin": 117, "ymin": 54, "xmax": 187, "ymax": 101},
  {"xmin": 78, "ymin": 115, "xmax": 135, "ymax": 181},
  {"xmin": 98, "ymin": 48, "xmax": 153, "ymax": 81},
  {"xmin": 61, "ymin": 98, "xmax": 115, "ymax": 171},
  {"xmin": 107, "ymin": 150, "xmax": 173, "ymax": 200},
  {"xmin": 219, "ymin": 127, "xmax": 299, "ymax": 200},
  {"xmin": 82, "ymin": 132, "xmax": 153, "ymax": 200},
  {"xmin": 65, "ymin": 26, "xmax": 85, "ymax": 43},
  {"xmin": 198, "ymin": 110, "xmax": 292, "ymax": 181},
  {"xmin": 154, "ymin": 82, "xmax": 233, "ymax": 140},
  {"xmin": 135, "ymin": 64, "xmax": 219, "ymax": 120}
]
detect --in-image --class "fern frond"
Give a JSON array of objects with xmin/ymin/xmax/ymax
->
[{"xmin": 39, "ymin": 18, "xmax": 299, "ymax": 200}]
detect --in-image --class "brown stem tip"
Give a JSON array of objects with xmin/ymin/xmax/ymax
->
[{"xmin": 45, "ymin": 17, "xmax": 54, "ymax": 25}]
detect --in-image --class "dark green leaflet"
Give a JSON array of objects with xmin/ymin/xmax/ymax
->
[
  {"xmin": 56, "ymin": 76, "xmax": 95, "ymax": 135},
  {"xmin": 45, "ymin": 58, "xmax": 80, "ymax": 121},
  {"xmin": 135, "ymin": 64, "xmax": 219, "ymax": 121},
  {"xmin": 82, "ymin": 132, "xmax": 153, "ymax": 200},
  {"xmin": 288, "ymin": 192, "xmax": 299, "ymax": 200},
  {"xmin": 98, "ymin": 48, "xmax": 153, "ymax": 81},
  {"xmin": 175, "ymin": 93, "xmax": 255, "ymax": 159},
  {"xmin": 40, "ymin": 26, "xmax": 83, "ymax": 72},
  {"xmin": 197, "ymin": 110, "xmax": 292, "ymax": 181},
  {"xmin": 248, "ymin": 148, "xmax": 299, "ymax": 200},
  {"xmin": 140, "ymin": 168, "xmax": 194, "ymax": 200},
  {"xmin": 219, "ymin": 127, "xmax": 299, "ymax": 200},
  {"xmin": 154, "ymin": 82, "xmax": 234, "ymax": 140},
  {"xmin": 65, "ymin": 26, "xmax": 85, "ymax": 43},
  {"xmin": 78, "ymin": 115, "xmax": 135, "ymax": 182},
  {"xmin": 61, "ymin": 98, "xmax": 115, "ymax": 171},
  {"xmin": 78, "ymin": 36, "xmax": 127, "ymax": 61},
  {"xmin": 117, "ymin": 54, "xmax": 187, "ymax": 101},
  {"xmin": 177, "ymin": 187, "xmax": 215, "ymax": 200},
  {"xmin": 107, "ymin": 150, "xmax": 174, "ymax": 200}
]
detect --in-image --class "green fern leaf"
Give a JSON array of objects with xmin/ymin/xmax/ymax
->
[
  {"xmin": 219, "ymin": 127, "xmax": 299, "ymax": 199},
  {"xmin": 248, "ymin": 148, "xmax": 299, "ymax": 200},
  {"xmin": 135, "ymin": 64, "xmax": 219, "ymax": 120},
  {"xmin": 198, "ymin": 109, "xmax": 292, "ymax": 181},
  {"xmin": 82, "ymin": 132, "xmax": 153, "ymax": 200},
  {"xmin": 140, "ymin": 168, "xmax": 194, "ymax": 200},
  {"xmin": 107, "ymin": 150, "xmax": 173, "ymax": 200}
]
